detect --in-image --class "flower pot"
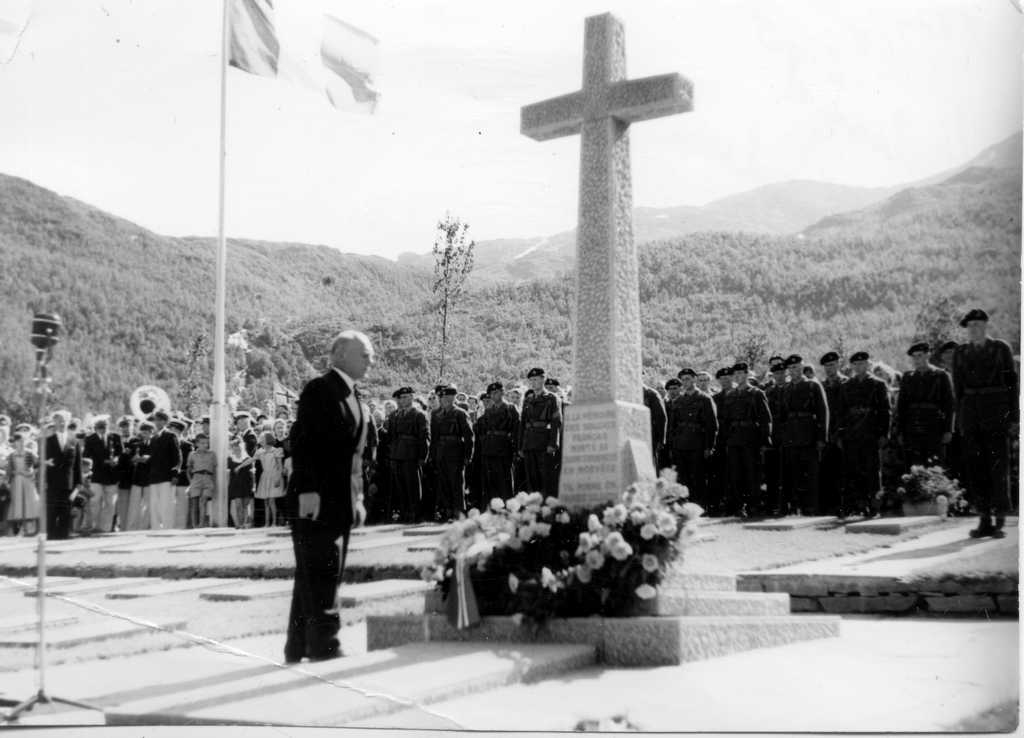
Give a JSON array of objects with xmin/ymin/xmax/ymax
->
[{"xmin": 901, "ymin": 499, "xmax": 947, "ymax": 517}]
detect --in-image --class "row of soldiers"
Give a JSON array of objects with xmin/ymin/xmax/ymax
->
[{"xmin": 364, "ymin": 308, "xmax": 1017, "ymax": 539}]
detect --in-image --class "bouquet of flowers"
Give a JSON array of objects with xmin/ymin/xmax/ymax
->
[
  {"xmin": 422, "ymin": 470, "xmax": 703, "ymax": 628},
  {"xmin": 892, "ymin": 464, "xmax": 964, "ymax": 506}
]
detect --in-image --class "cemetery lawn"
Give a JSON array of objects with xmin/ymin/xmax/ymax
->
[{"xmin": 904, "ymin": 534, "xmax": 1019, "ymax": 582}]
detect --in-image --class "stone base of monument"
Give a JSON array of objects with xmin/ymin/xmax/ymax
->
[{"xmin": 368, "ymin": 573, "xmax": 839, "ymax": 667}]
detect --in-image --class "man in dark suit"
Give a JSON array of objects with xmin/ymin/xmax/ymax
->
[
  {"xmin": 285, "ymin": 330, "xmax": 373, "ymax": 663},
  {"xmin": 147, "ymin": 409, "xmax": 181, "ymax": 530},
  {"xmin": 45, "ymin": 410, "xmax": 82, "ymax": 540},
  {"xmin": 82, "ymin": 415, "xmax": 123, "ymax": 533}
]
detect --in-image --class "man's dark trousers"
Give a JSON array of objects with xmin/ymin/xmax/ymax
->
[{"xmin": 286, "ymin": 519, "xmax": 350, "ymax": 662}]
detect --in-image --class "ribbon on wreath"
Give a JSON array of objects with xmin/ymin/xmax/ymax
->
[{"xmin": 445, "ymin": 553, "xmax": 481, "ymax": 629}]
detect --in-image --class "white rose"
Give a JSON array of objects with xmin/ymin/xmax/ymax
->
[
  {"xmin": 490, "ymin": 498, "xmax": 504, "ymax": 512},
  {"xmin": 576, "ymin": 564, "xmax": 592, "ymax": 584},
  {"xmin": 642, "ymin": 554, "xmax": 659, "ymax": 573},
  {"xmin": 635, "ymin": 583, "xmax": 657, "ymax": 600},
  {"xmin": 587, "ymin": 514, "xmax": 601, "ymax": 533},
  {"xmin": 640, "ymin": 523, "xmax": 657, "ymax": 540}
]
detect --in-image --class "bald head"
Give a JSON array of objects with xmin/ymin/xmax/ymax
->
[{"xmin": 330, "ymin": 330, "xmax": 375, "ymax": 380}]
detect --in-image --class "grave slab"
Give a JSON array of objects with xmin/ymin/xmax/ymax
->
[
  {"xmin": 106, "ymin": 578, "xmax": 248, "ymax": 599},
  {"xmin": 104, "ymin": 642, "xmax": 596, "ymax": 727},
  {"xmin": 0, "ymin": 617, "xmax": 188, "ymax": 649},
  {"xmin": 368, "ymin": 613, "xmax": 839, "ymax": 666},
  {"xmin": 24, "ymin": 577, "xmax": 153, "ymax": 598},
  {"xmin": 239, "ymin": 540, "xmax": 293, "ymax": 554},
  {"xmin": 350, "ymin": 535, "xmax": 426, "ymax": 553},
  {"xmin": 406, "ymin": 543, "xmax": 439, "ymax": 553},
  {"xmin": 845, "ymin": 516, "xmax": 953, "ymax": 535},
  {"xmin": 0, "ymin": 613, "xmax": 78, "ymax": 633},
  {"xmin": 45, "ymin": 536, "xmax": 137, "ymax": 554},
  {"xmin": 401, "ymin": 526, "xmax": 449, "ymax": 537},
  {"xmin": 743, "ymin": 516, "xmax": 838, "ymax": 531},
  {"xmin": 337, "ymin": 580, "xmax": 434, "ymax": 609},
  {"xmin": 354, "ymin": 524, "xmax": 411, "ymax": 536},
  {"xmin": 166, "ymin": 538, "xmax": 276, "ymax": 554},
  {"xmin": 0, "ymin": 576, "xmax": 82, "ymax": 592},
  {"xmin": 199, "ymin": 580, "xmax": 293, "ymax": 602},
  {"xmin": 98, "ymin": 537, "xmax": 207, "ymax": 554}
]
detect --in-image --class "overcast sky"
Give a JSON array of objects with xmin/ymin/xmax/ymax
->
[{"xmin": 1, "ymin": 0, "xmax": 1020, "ymax": 258}]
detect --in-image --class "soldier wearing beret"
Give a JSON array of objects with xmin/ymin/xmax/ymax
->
[
  {"xmin": 896, "ymin": 342, "xmax": 955, "ymax": 469},
  {"xmin": 706, "ymin": 367, "xmax": 734, "ymax": 515},
  {"xmin": 477, "ymin": 382, "xmax": 521, "ymax": 501},
  {"xmin": 835, "ymin": 352, "xmax": 891, "ymax": 518},
  {"xmin": 818, "ymin": 351, "xmax": 847, "ymax": 516},
  {"xmin": 722, "ymin": 363, "xmax": 772, "ymax": 516},
  {"xmin": 665, "ymin": 368, "xmax": 718, "ymax": 507},
  {"xmin": 429, "ymin": 386, "xmax": 474, "ymax": 521},
  {"xmin": 643, "ymin": 383, "xmax": 667, "ymax": 469},
  {"xmin": 518, "ymin": 368, "xmax": 562, "ymax": 497},
  {"xmin": 779, "ymin": 355, "xmax": 829, "ymax": 516},
  {"xmin": 763, "ymin": 360, "xmax": 789, "ymax": 515},
  {"xmin": 385, "ymin": 387, "xmax": 429, "ymax": 523},
  {"xmin": 952, "ymin": 309, "xmax": 1018, "ymax": 538},
  {"xmin": 935, "ymin": 340, "xmax": 962, "ymax": 481}
]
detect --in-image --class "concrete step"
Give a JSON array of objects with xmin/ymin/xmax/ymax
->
[
  {"xmin": 0, "ymin": 617, "xmax": 188, "ymax": 649},
  {"xmin": 744, "ymin": 516, "xmax": 838, "ymax": 531},
  {"xmin": 104, "ymin": 641, "xmax": 596, "ymax": 727},
  {"xmin": 106, "ymin": 578, "xmax": 249, "ymax": 599},
  {"xmin": 656, "ymin": 589, "xmax": 790, "ymax": 617},
  {"xmin": 337, "ymin": 580, "xmax": 434, "ymax": 612},
  {"xmin": 368, "ymin": 613, "xmax": 839, "ymax": 666},
  {"xmin": 661, "ymin": 571, "xmax": 737, "ymax": 591},
  {"xmin": 25, "ymin": 577, "xmax": 154, "ymax": 598},
  {"xmin": 845, "ymin": 516, "xmax": 955, "ymax": 535}
]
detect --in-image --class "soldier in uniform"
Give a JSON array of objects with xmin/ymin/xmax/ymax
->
[
  {"xmin": 518, "ymin": 368, "xmax": 562, "ymax": 496},
  {"xmin": 835, "ymin": 351, "xmax": 891, "ymax": 518},
  {"xmin": 665, "ymin": 369, "xmax": 718, "ymax": 507},
  {"xmin": 429, "ymin": 386, "xmax": 474, "ymax": 521},
  {"xmin": 478, "ymin": 382, "xmax": 520, "ymax": 500},
  {"xmin": 952, "ymin": 309, "xmax": 1018, "ymax": 538},
  {"xmin": 386, "ymin": 387, "xmax": 429, "ymax": 523},
  {"xmin": 661, "ymin": 378, "xmax": 683, "ymax": 469},
  {"xmin": 779, "ymin": 355, "xmax": 829, "ymax": 516},
  {"xmin": 818, "ymin": 351, "xmax": 846, "ymax": 516},
  {"xmin": 896, "ymin": 342, "xmax": 955, "ymax": 469},
  {"xmin": 723, "ymin": 363, "xmax": 771, "ymax": 517},
  {"xmin": 643, "ymin": 383, "xmax": 667, "ymax": 470},
  {"xmin": 935, "ymin": 340, "xmax": 962, "ymax": 480},
  {"xmin": 704, "ymin": 367, "xmax": 734, "ymax": 515},
  {"xmin": 763, "ymin": 359, "xmax": 789, "ymax": 516},
  {"xmin": 695, "ymin": 371, "xmax": 713, "ymax": 395},
  {"xmin": 545, "ymin": 377, "xmax": 567, "ymax": 488}
]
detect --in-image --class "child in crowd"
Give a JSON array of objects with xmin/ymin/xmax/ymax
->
[
  {"xmin": 187, "ymin": 433, "xmax": 216, "ymax": 528},
  {"xmin": 252, "ymin": 431, "xmax": 285, "ymax": 527},
  {"xmin": 227, "ymin": 436, "xmax": 255, "ymax": 528}
]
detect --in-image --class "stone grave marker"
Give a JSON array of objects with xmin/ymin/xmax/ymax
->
[{"xmin": 521, "ymin": 12, "xmax": 692, "ymax": 507}]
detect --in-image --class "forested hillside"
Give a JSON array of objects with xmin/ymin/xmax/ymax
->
[{"xmin": 0, "ymin": 151, "xmax": 1018, "ymax": 421}]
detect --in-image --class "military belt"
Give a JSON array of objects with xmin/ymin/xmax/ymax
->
[
  {"xmin": 439, "ymin": 435, "xmax": 462, "ymax": 441},
  {"xmin": 527, "ymin": 422, "xmax": 550, "ymax": 428},
  {"xmin": 963, "ymin": 387, "xmax": 1009, "ymax": 396},
  {"xmin": 192, "ymin": 470, "xmax": 212, "ymax": 475},
  {"xmin": 485, "ymin": 431, "xmax": 511, "ymax": 436},
  {"xmin": 788, "ymin": 412, "xmax": 816, "ymax": 418}
]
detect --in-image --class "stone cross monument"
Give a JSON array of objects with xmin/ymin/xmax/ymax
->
[{"xmin": 521, "ymin": 13, "xmax": 693, "ymax": 506}]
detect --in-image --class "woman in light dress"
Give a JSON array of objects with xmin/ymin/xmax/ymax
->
[
  {"xmin": 5, "ymin": 432, "xmax": 39, "ymax": 535},
  {"xmin": 253, "ymin": 431, "xmax": 285, "ymax": 527}
]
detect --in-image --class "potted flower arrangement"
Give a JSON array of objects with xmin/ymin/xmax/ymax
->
[
  {"xmin": 421, "ymin": 470, "xmax": 703, "ymax": 629},
  {"xmin": 892, "ymin": 464, "xmax": 964, "ymax": 517}
]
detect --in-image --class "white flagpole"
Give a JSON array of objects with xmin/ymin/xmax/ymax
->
[{"xmin": 212, "ymin": 0, "xmax": 231, "ymax": 527}]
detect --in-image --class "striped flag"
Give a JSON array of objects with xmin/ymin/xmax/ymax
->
[{"xmin": 229, "ymin": 0, "xmax": 379, "ymax": 113}]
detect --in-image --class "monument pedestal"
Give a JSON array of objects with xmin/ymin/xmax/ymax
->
[{"xmin": 558, "ymin": 401, "xmax": 656, "ymax": 506}]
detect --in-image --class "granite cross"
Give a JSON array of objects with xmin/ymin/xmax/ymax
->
[{"xmin": 521, "ymin": 13, "xmax": 693, "ymax": 506}]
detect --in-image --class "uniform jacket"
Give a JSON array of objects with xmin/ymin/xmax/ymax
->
[
  {"xmin": 130, "ymin": 437, "xmax": 152, "ymax": 487},
  {"xmin": 723, "ymin": 383, "xmax": 772, "ymax": 448},
  {"xmin": 429, "ymin": 406, "xmax": 474, "ymax": 463},
  {"xmin": 765, "ymin": 382, "xmax": 788, "ymax": 446},
  {"xmin": 643, "ymin": 386, "xmax": 667, "ymax": 450},
  {"xmin": 666, "ymin": 389, "xmax": 718, "ymax": 451},
  {"xmin": 952, "ymin": 338, "xmax": 1018, "ymax": 432},
  {"xmin": 288, "ymin": 370, "xmax": 366, "ymax": 533},
  {"xmin": 386, "ymin": 407, "xmax": 430, "ymax": 463},
  {"xmin": 895, "ymin": 366, "xmax": 955, "ymax": 442},
  {"xmin": 780, "ymin": 379, "xmax": 829, "ymax": 447},
  {"xmin": 821, "ymin": 375, "xmax": 847, "ymax": 442},
  {"xmin": 83, "ymin": 431, "xmax": 123, "ymax": 487},
  {"xmin": 712, "ymin": 390, "xmax": 731, "ymax": 448},
  {"xmin": 44, "ymin": 433, "xmax": 82, "ymax": 492},
  {"xmin": 835, "ymin": 374, "xmax": 890, "ymax": 442},
  {"xmin": 147, "ymin": 428, "xmax": 181, "ymax": 484},
  {"xmin": 477, "ymin": 401, "xmax": 520, "ymax": 458},
  {"xmin": 519, "ymin": 390, "xmax": 562, "ymax": 451}
]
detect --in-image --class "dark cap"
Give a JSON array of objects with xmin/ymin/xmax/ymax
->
[
  {"xmin": 677, "ymin": 367, "xmax": 696, "ymax": 378},
  {"xmin": 433, "ymin": 384, "xmax": 447, "ymax": 395},
  {"xmin": 138, "ymin": 420, "xmax": 155, "ymax": 431},
  {"xmin": 714, "ymin": 367, "xmax": 734, "ymax": 379},
  {"xmin": 479, "ymin": 392, "xmax": 489, "ymax": 401},
  {"xmin": 526, "ymin": 367, "xmax": 545, "ymax": 378},
  {"xmin": 486, "ymin": 382, "xmax": 504, "ymax": 393},
  {"xmin": 819, "ymin": 351, "xmax": 840, "ymax": 365},
  {"xmin": 544, "ymin": 377, "xmax": 560, "ymax": 387},
  {"xmin": 907, "ymin": 342, "xmax": 930, "ymax": 356},
  {"xmin": 732, "ymin": 362, "xmax": 749, "ymax": 373},
  {"xmin": 959, "ymin": 308, "xmax": 989, "ymax": 327},
  {"xmin": 153, "ymin": 409, "xmax": 170, "ymax": 421},
  {"xmin": 784, "ymin": 354, "xmax": 803, "ymax": 367},
  {"xmin": 392, "ymin": 386, "xmax": 414, "ymax": 398},
  {"xmin": 849, "ymin": 351, "xmax": 870, "ymax": 363},
  {"xmin": 665, "ymin": 377, "xmax": 682, "ymax": 389},
  {"xmin": 167, "ymin": 419, "xmax": 187, "ymax": 431},
  {"xmin": 769, "ymin": 361, "xmax": 786, "ymax": 373},
  {"xmin": 938, "ymin": 340, "xmax": 958, "ymax": 353},
  {"xmin": 440, "ymin": 386, "xmax": 458, "ymax": 397}
]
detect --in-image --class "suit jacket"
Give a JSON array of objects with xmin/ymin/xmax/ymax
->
[
  {"xmin": 147, "ymin": 428, "xmax": 181, "ymax": 484},
  {"xmin": 45, "ymin": 433, "xmax": 82, "ymax": 493},
  {"xmin": 289, "ymin": 369, "xmax": 365, "ymax": 533},
  {"xmin": 83, "ymin": 432, "xmax": 123, "ymax": 486}
]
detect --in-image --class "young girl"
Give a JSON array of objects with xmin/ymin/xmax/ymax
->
[
  {"xmin": 227, "ymin": 436, "xmax": 255, "ymax": 529},
  {"xmin": 5, "ymin": 433, "xmax": 39, "ymax": 536},
  {"xmin": 253, "ymin": 431, "xmax": 285, "ymax": 527}
]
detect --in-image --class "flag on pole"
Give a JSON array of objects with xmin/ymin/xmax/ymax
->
[
  {"xmin": 0, "ymin": 0, "xmax": 33, "ymax": 64},
  {"xmin": 229, "ymin": 0, "xmax": 379, "ymax": 113}
]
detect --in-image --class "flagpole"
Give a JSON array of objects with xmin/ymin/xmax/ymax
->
[{"xmin": 212, "ymin": 0, "xmax": 230, "ymax": 528}]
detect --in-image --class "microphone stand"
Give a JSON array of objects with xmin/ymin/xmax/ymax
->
[{"xmin": 3, "ymin": 350, "xmax": 100, "ymax": 723}]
